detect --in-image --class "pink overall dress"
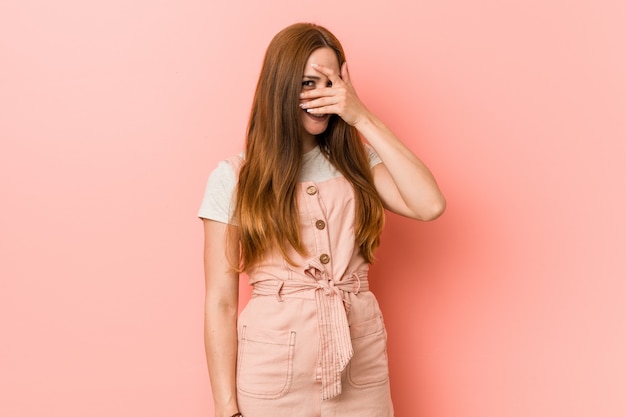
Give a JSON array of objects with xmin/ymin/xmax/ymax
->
[{"xmin": 231, "ymin": 157, "xmax": 394, "ymax": 417}]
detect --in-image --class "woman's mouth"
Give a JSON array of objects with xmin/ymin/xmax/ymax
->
[{"xmin": 304, "ymin": 109, "xmax": 329, "ymax": 121}]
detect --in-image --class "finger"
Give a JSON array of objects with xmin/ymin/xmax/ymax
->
[
  {"xmin": 341, "ymin": 62, "xmax": 351, "ymax": 85},
  {"xmin": 311, "ymin": 63, "xmax": 343, "ymax": 86},
  {"xmin": 305, "ymin": 105, "xmax": 338, "ymax": 115},
  {"xmin": 299, "ymin": 87, "xmax": 336, "ymax": 100},
  {"xmin": 300, "ymin": 96, "xmax": 338, "ymax": 110}
]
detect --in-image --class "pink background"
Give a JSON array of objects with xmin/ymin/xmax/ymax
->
[{"xmin": 2, "ymin": 0, "xmax": 625, "ymax": 416}]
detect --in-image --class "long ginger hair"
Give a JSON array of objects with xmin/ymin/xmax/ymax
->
[{"xmin": 231, "ymin": 23, "xmax": 384, "ymax": 271}]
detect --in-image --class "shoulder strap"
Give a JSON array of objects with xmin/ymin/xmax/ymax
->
[{"xmin": 226, "ymin": 155, "xmax": 244, "ymax": 175}]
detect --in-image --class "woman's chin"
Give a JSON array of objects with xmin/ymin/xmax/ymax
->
[{"xmin": 302, "ymin": 111, "xmax": 330, "ymax": 135}]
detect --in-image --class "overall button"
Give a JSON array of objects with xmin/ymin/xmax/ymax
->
[
  {"xmin": 319, "ymin": 254, "xmax": 330, "ymax": 264},
  {"xmin": 306, "ymin": 185, "xmax": 317, "ymax": 195},
  {"xmin": 315, "ymin": 220, "xmax": 326, "ymax": 230}
]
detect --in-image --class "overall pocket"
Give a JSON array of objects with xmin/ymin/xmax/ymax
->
[
  {"xmin": 347, "ymin": 315, "xmax": 390, "ymax": 388},
  {"xmin": 237, "ymin": 325, "xmax": 297, "ymax": 399}
]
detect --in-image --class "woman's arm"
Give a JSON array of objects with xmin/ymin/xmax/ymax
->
[
  {"xmin": 357, "ymin": 116, "xmax": 446, "ymax": 221},
  {"xmin": 203, "ymin": 219, "xmax": 240, "ymax": 417},
  {"xmin": 300, "ymin": 62, "xmax": 446, "ymax": 221}
]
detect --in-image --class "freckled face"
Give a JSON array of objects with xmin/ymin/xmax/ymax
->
[{"xmin": 300, "ymin": 47, "xmax": 340, "ymax": 139}]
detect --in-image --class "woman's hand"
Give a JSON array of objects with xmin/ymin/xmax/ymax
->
[
  {"xmin": 301, "ymin": 62, "xmax": 446, "ymax": 220},
  {"xmin": 299, "ymin": 62, "xmax": 371, "ymax": 127},
  {"xmin": 301, "ymin": 60, "xmax": 446, "ymax": 221}
]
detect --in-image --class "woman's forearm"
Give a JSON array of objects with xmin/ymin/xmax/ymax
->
[
  {"xmin": 203, "ymin": 219, "xmax": 241, "ymax": 417},
  {"xmin": 357, "ymin": 114, "xmax": 446, "ymax": 220},
  {"xmin": 204, "ymin": 299, "xmax": 239, "ymax": 416}
]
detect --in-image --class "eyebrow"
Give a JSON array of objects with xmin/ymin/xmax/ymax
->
[{"xmin": 303, "ymin": 75, "xmax": 322, "ymax": 80}]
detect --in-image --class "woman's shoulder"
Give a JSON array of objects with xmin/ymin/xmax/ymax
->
[
  {"xmin": 202, "ymin": 151, "xmax": 244, "ymax": 195},
  {"xmin": 211, "ymin": 151, "xmax": 245, "ymax": 177},
  {"xmin": 223, "ymin": 151, "xmax": 246, "ymax": 173},
  {"xmin": 197, "ymin": 152, "xmax": 244, "ymax": 222}
]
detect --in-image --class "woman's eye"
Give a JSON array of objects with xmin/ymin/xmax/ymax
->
[
  {"xmin": 302, "ymin": 80, "xmax": 315, "ymax": 88},
  {"xmin": 326, "ymin": 81, "xmax": 333, "ymax": 87}
]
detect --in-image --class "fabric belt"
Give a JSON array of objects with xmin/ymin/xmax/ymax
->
[{"xmin": 250, "ymin": 263, "xmax": 369, "ymax": 400}]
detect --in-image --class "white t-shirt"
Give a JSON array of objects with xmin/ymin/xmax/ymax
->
[{"xmin": 198, "ymin": 144, "xmax": 383, "ymax": 224}]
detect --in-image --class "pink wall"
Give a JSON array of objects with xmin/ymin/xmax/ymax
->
[{"xmin": 2, "ymin": 0, "xmax": 625, "ymax": 416}]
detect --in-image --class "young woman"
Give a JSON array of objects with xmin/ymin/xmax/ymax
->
[{"xmin": 199, "ymin": 23, "xmax": 445, "ymax": 417}]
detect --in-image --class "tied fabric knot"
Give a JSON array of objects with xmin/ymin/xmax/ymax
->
[
  {"xmin": 248, "ymin": 267, "xmax": 370, "ymax": 400},
  {"xmin": 304, "ymin": 262, "xmax": 354, "ymax": 400},
  {"xmin": 316, "ymin": 276, "xmax": 339, "ymax": 296},
  {"xmin": 316, "ymin": 275, "xmax": 354, "ymax": 313}
]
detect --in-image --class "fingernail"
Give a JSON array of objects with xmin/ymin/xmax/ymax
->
[
  {"xmin": 311, "ymin": 63, "xmax": 319, "ymax": 67},
  {"xmin": 299, "ymin": 103, "xmax": 306, "ymax": 109}
]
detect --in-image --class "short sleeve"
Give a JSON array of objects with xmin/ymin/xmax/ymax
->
[
  {"xmin": 197, "ymin": 160, "xmax": 237, "ymax": 224},
  {"xmin": 365, "ymin": 144, "xmax": 383, "ymax": 168}
]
